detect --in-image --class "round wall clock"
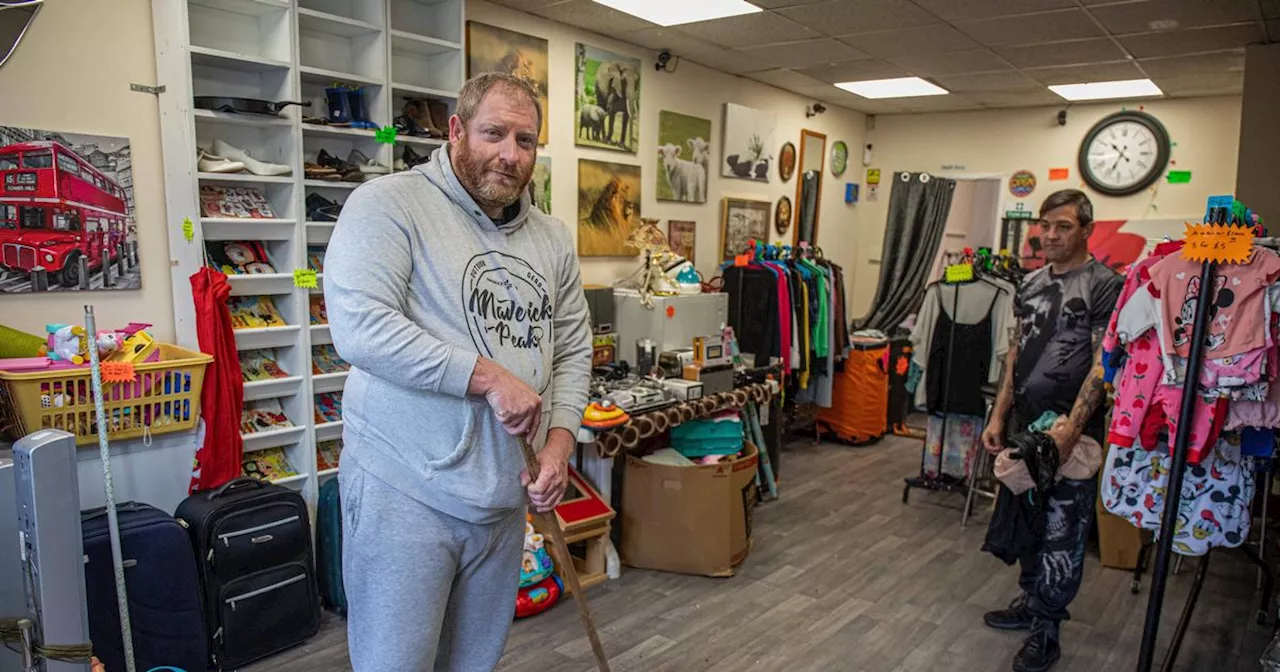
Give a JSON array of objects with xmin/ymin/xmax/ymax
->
[
  {"xmin": 1078, "ymin": 110, "xmax": 1170, "ymax": 196},
  {"xmin": 830, "ymin": 141, "xmax": 849, "ymax": 177}
]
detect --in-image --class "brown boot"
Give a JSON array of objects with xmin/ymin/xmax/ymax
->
[
  {"xmin": 426, "ymin": 99, "xmax": 451, "ymax": 136},
  {"xmin": 404, "ymin": 99, "xmax": 443, "ymax": 137}
]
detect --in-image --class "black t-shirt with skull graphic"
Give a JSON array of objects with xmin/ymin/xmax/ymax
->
[{"xmin": 1013, "ymin": 258, "xmax": 1122, "ymax": 437}]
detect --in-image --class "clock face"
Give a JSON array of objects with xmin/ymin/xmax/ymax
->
[{"xmin": 1078, "ymin": 111, "xmax": 1170, "ymax": 196}]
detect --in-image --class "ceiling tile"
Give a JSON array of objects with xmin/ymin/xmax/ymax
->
[
  {"xmin": 1152, "ymin": 71, "xmax": 1245, "ymax": 97},
  {"xmin": 829, "ymin": 95, "xmax": 905, "ymax": 114},
  {"xmin": 527, "ymin": 0, "xmax": 656, "ymax": 34},
  {"xmin": 955, "ymin": 9, "xmax": 1106, "ymax": 48},
  {"xmin": 747, "ymin": 68, "xmax": 839, "ymax": 96},
  {"xmin": 838, "ymin": 23, "xmax": 982, "ymax": 59},
  {"xmin": 795, "ymin": 58, "xmax": 909, "ymax": 83},
  {"xmin": 1119, "ymin": 23, "xmax": 1266, "ymax": 59},
  {"xmin": 683, "ymin": 46, "xmax": 777, "ymax": 74},
  {"xmin": 1137, "ymin": 50, "xmax": 1247, "ymax": 77},
  {"xmin": 620, "ymin": 27, "xmax": 702, "ymax": 52},
  {"xmin": 775, "ymin": 0, "xmax": 939, "ymax": 37},
  {"xmin": 934, "ymin": 70, "xmax": 1043, "ymax": 92},
  {"xmin": 965, "ymin": 89, "xmax": 1067, "ymax": 108},
  {"xmin": 996, "ymin": 38, "xmax": 1127, "ymax": 69},
  {"xmin": 487, "ymin": 0, "xmax": 568, "ymax": 9},
  {"xmin": 618, "ymin": 27, "xmax": 776, "ymax": 74},
  {"xmin": 676, "ymin": 12, "xmax": 821, "ymax": 48},
  {"xmin": 891, "ymin": 94, "xmax": 984, "ymax": 113},
  {"xmin": 1022, "ymin": 60, "xmax": 1146, "ymax": 85},
  {"xmin": 749, "ymin": 0, "xmax": 832, "ymax": 8},
  {"xmin": 738, "ymin": 39, "xmax": 870, "ymax": 69},
  {"xmin": 911, "ymin": 0, "xmax": 1076, "ymax": 22},
  {"xmin": 1088, "ymin": 0, "xmax": 1259, "ymax": 34},
  {"xmin": 887, "ymin": 48, "xmax": 1012, "ymax": 76}
]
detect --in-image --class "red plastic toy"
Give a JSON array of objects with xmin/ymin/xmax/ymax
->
[{"xmin": 515, "ymin": 574, "xmax": 563, "ymax": 619}]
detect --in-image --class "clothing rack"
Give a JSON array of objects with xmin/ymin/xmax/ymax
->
[{"xmin": 1136, "ymin": 198, "xmax": 1276, "ymax": 672}]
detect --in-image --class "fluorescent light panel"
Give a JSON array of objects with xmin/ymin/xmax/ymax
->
[
  {"xmin": 1049, "ymin": 78, "xmax": 1162, "ymax": 101},
  {"xmin": 590, "ymin": 0, "xmax": 762, "ymax": 26},
  {"xmin": 835, "ymin": 77, "xmax": 948, "ymax": 99}
]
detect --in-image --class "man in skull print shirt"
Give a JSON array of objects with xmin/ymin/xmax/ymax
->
[{"xmin": 980, "ymin": 190, "xmax": 1122, "ymax": 672}]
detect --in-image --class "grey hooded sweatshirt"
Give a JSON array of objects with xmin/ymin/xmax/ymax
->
[{"xmin": 324, "ymin": 146, "xmax": 592, "ymax": 524}]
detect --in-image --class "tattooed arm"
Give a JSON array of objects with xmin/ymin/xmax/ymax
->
[
  {"xmin": 981, "ymin": 327, "xmax": 1020, "ymax": 455},
  {"xmin": 1048, "ymin": 324, "xmax": 1108, "ymax": 458}
]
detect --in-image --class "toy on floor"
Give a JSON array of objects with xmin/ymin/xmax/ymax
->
[
  {"xmin": 516, "ymin": 575, "xmax": 563, "ymax": 619},
  {"xmin": 515, "ymin": 518, "xmax": 563, "ymax": 618}
]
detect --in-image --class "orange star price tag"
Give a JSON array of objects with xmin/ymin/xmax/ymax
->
[
  {"xmin": 1180, "ymin": 222, "xmax": 1253, "ymax": 264},
  {"xmin": 100, "ymin": 361, "xmax": 135, "ymax": 383}
]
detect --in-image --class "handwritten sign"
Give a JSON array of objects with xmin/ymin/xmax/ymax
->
[
  {"xmin": 293, "ymin": 268, "xmax": 318, "ymax": 289},
  {"xmin": 375, "ymin": 126, "xmax": 397, "ymax": 144},
  {"xmin": 944, "ymin": 263, "xmax": 974, "ymax": 283},
  {"xmin": 101, "ymin": 361, "xmax": 136, "ymax": 384},
  {"xmin": 182, "ymin": 217, "xmax": 194, "ymax": 243},
  {"xmin": 1181, "ymin": 222, "xmax": 1252, "ymax": 265}
]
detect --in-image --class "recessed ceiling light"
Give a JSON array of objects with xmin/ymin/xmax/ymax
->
[
  {"xmin": 835, "ymin": 77, "xmax": 949, "ymax": 99},
  {"xmin": 590, "ymin": 0, "xmax": 762, "ymax": 27},
  {"xmin": 1049, "ymin": 78, "xmax": 1163, "ymax": 101}
]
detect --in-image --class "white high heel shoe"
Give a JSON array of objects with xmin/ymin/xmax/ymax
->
[
  {"xmin": 212, "ymin": 139, "xmax": 292, "ymax": 177},
  {"xmin": 198, "ymin": 150, "xmax": 245, "ymax": 174}
]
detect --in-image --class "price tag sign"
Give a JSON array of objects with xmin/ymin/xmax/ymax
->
[
  {"xmin": 182, "ymin": 217, "xmax": 194, "ymax": 243},
  {"xmin": 375, "ymin": 126, "xmax": 398, "ymax": 144},
  {"xmin": 944, "ymin": 263, "xmax": 974, "ymax": 283},
  {"xmin": 293, "ymin": 268, "xmax": 318, "ymax": 288},
  {"xmin": 101, "ymin": 361, "xmax": 136, "ymax": 383},
  {"xmin": 1180, "ymin": 222, "xmax": 1252, "ymax": 265}
]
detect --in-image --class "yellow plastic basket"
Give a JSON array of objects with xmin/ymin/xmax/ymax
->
[{"xmin": 0, "ymin": 344, "xmax": 212, "ymax": 445}]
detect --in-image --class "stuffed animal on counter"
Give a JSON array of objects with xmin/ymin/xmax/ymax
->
[{"xmin": 46, "ymin": 323, "xmax": 89, "ymax": 365}]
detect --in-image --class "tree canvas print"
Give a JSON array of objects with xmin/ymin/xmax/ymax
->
[{"xmin": 721, "ymin": 103, "xmax": 775, "ymax": 183}]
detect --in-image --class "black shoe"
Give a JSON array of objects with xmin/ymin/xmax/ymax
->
[
  {"xmin": 984, "ymin": 595, "xmax": 1034, "ymax": 631},
  {"xmin": 1012, "ymin": 620, "xmax": 1061, "ymax": 672}
]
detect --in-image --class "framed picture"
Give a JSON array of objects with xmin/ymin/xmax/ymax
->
[
  {"xmin": 668, "ymin": 220, "xmax": 696, "ymax": 264},
  {"xmin": 721, "ymin": 103, "xmax": 776, "ymax": 183},
  {"xmin": 779, "ymin": 141, "xmax": 796, "ymax": 182},
  {"xmin": 575, "ymin": 43, "xmax": 640, "ymax": 153},
  {"xmin": 720, "ymin": 198, "xmax": 770, "ymax": 261},
  {"xmin": 529, "ymin": 156, "xmax": 551, "ymax": 214},
  {"xmin": 466, "ymin": 22, "xmax": 549, "ymax": 145},
  {"xmin": 656, "ymin": 110, "xmax": 710, "ymax": 203},
  {"xmin": 775, "ymin": 196, "xmax": 792, "ymax": 235},
  {"xmin": 577, "ymin": 159, "xmax": 641, "ymax": 257}
]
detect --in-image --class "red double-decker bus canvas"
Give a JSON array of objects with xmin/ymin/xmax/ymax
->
[{"xmin": 0, "ymin": 126, "xmax": 140, "ymax": 293}]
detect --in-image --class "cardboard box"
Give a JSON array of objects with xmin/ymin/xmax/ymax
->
[
  {"xmin": 620, "ymin": 442, "xmax": 759, "ymax": 577},
  {"xmin": 1096, "ymin": 480, "xmax": 1147, "ymax": 569}
]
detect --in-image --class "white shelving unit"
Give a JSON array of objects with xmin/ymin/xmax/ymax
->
[{"xmin": 153, "ymin": 0, "xmax": 464, "ymax": 513}]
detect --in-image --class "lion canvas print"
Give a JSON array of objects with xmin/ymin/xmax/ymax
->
[
  {"xmin": 467, "ymin": 22, "xmax": 550, "ymax": 145},
  {"xmin": 578, "ymin": 159, "xmax": 641, "ymax": 257}
]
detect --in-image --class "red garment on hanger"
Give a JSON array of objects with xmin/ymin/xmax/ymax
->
[{"xmin": 188, "ymin": 268, "xmax": 244, "ymax": 493}]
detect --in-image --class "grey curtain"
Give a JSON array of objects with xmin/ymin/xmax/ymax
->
[{"xmin": 856, "ymin": 172, "xmax": 956, "ymax": 331}]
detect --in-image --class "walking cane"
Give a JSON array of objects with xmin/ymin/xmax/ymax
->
[{"xmin": 518, "ymin": 437, "xmax": 610, "ymax": 672}]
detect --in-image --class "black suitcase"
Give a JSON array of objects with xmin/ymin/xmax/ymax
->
[
  {"xmin": 175, "ymin": 477, "xmax": 320, "ymax": 671},
  {"xmin": 81, "ymin": 502, "xmax": 207, "ymax": 672}
]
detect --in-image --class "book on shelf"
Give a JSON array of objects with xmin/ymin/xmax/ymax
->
[
  {"xmin": 242, "ymin": 447, "xmax": 299, "ymax": 482},
  {"xmin": 314, "ymin": 392, "xmax": 343, "ymax": 423},
  {"xmin": 307, "ymin": 245, "xmax": 326, "ymax": 272},
  {"xmin": 228, "ymin": 295, "xmax": 288, "ymax": 329},
  {"xmin": 200, "ymin": 185, "xmax": 276, "ymax": 219},
  {"xmin": 316, "ymin": 439, "xmax": 343, "ymax": 472},
  {"xmin": 241, "ymin": 398, "xmax": 294, "ymax": 434},
  {"xmin": 206, "ymin": 240, "xmax": 277, "ymax": 275},
  {"xmin": 240, "ymin": 349, "xmax": 290, "ymax": 382},
  {"xmin": 309, "ymin": 295, "xmax": 328, "ymax": 325},
  {"xmin": 312, "ymin": 344, "xmax": 350, "ymax": 374}
]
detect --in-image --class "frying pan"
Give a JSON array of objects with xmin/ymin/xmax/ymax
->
[{"xmin": 194, "ymin": 96, "xmax": 310, "ymax": 117}]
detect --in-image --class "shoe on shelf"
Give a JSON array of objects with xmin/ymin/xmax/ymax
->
[
  {"xmin": 346, "ymin": 87, "xmax": 378, "ymax": 130},
  {"xmin": 347, "ymin": 149, "xmax": 388, "ymax": 176},
  {"xmin": 401, "ymin": 145, "xmax": 427, "ymax": 169},
  {"xmin": 1012, "ymin": 620, "xmax": 1061, "ymax": 672},
  {"xmin": 325, "ymin": 86, "xmax": 353, "ymax": 126},
  {"xmin": 426, "ymin": 99, "xmax": 451, "ymax": 137},
  {"xmin": 197, "ymin": 149, "xmax": 245, "ymax": 174},
  {"xmin": 984, "ymin": 595, "xmax": 1035, "ymax": 631},
  {"xmin": 403, "ymin": 98, "xmax": 442, "ymax": 137},
  {"xmin": 211, "ymin": 139, "xmax": 292, "ymax": 177},
  {"xmin": 306, "ymin": 193, "xmax": 342, "ymax": 222},
  {"xmin": 304, "ymin": 163, "xmax": 341, "ymax": 181},
  {"xmin": 302, "ymin": 94, "xmax": 328, "ymax": 125},
  {"xmin": 317, "ymin": 149, "xmax": 363, "ymax": 182}
]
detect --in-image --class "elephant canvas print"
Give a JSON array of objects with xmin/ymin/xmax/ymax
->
[
  {"xmin": 529, "ymin": 156, "xmax": 551, "ymax": 215},
  {"xmin": 656, "ymin": 110, "xmax": 711, "ymax": 204},
  {"xmin": 721, "ymin": 103, "xmax": 776, "ymax": 183},
  {"xmin": 578, "ymin": 159, "xmax": 641, "ymax": 257},
  {"xmin": 575, "ymin": 43, "xmax": 640, "ymax": 153},
  {"xmin": 466, "ymin": 22, "xmax": 550, "ymax": 145}
]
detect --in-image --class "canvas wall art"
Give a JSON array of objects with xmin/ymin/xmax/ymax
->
[
  {"xmin": 466, "ymin": 22, "xmax": 550, "ymax": 145},
  {"xmin": 668, "ymin": 220, "xmax": 696, "ymax": 264},
  {"xmin": 656, "ymin": 110, "xmax": 711, "ymax": 204},
  {"xmin": 529, "ymin": 156, "xmax": 551, "ymax": 215},
  {"xmin": 578, "ymin": 159, "xmax": 641, "ymax": 257},
  {"xmin": 721, "ymin": 103, "xmax": 776, "ymax": 183},
  {"xmin": 720, "ymin": 198, "xmax": 770, "ymax": 260},
  {"xmin": 0, "ymin": 126, "xmax": 140, "ymax": 293},
  {"xmin": 575, "ymin": 43, "xmax": 640, "ymax": 153}
]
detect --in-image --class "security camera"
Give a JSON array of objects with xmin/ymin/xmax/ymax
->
[
  {"xmin": 806, "ymin": 102, "xmax": 827, "ymax": 118},
  {"xmin": 655, "ymin": 50, "xmax": 673, "ymax": 71},
  {"xmin": 1057, "ymin": 108, "xmax": 1068, "ymax": 126}
]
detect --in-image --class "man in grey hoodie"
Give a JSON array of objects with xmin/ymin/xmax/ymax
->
[{"xmin": 324, "ymin": 73, "xmax": 593, "ymax": 671}]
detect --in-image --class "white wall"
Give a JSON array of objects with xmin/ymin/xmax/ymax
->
[
  {"xmin": 851, "ymin": 95, "xmax": 1243, "ymax": 316},
  {"xmin": 467, "ymin": 0, "xmax": 868, "ymax": 284},
  {"xmin": 0, "ymin": 0, "xmax": 173, "ymax": 342}
]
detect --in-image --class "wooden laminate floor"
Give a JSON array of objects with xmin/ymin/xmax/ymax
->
[{"xmin": 249, "ymin": 434, "xmax": 1277, "ymax": 672}]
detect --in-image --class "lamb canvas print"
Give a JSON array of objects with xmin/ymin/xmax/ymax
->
[
  {"xmin": 575, "ymin": 43, "xmax": 640, "ymax": 153},
  {"xmin": 467, "ymin": 22, "xmax": 550, "ymax": 145},
  {"xmin": 656, "ymin": 110, "xmax": 710, "ymax": 204},
  {"xmin": 578, "ymin": 159, "xmax": 641, "ymax": 257},
  {"xmin": 721, "ymin": 103, "xmax": 775, "ymax": 183}
]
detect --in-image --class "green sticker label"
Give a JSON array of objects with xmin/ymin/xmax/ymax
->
[
  {"xmin": 182, "ymin": 217, "xmax": 194, "ymax": 243},
  {"xmin": 375, "ymin": 126, "xmax": 397, "ymax": 144},
  {"xmin": 293, "ymin": 268, "xmax": 318, "ymax": 288},
  {"xmin": 1167, "ymin": 170, "xmax": 1192, "ymax": 184}
]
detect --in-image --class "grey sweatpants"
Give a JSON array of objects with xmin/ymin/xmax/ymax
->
[{"xmin": 340, "ymin": 458, "xmax": 526, "ymax": 671}]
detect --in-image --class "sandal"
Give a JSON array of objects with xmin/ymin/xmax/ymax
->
[{"xmin": 347, "ymin": 149, "xmax": 389, "ymax": 176}]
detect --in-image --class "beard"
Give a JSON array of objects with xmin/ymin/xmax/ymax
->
[{"xmin": 452, "ymin": 135, "xmax": 534, "ymax": 213}]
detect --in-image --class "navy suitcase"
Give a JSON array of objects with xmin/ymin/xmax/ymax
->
[
  {"xmin": 81, "ymin": 502, "xmax": 207, "ymax": 672},
  {"xmin": 316, "ymin": 477, "xmax": 347, "ymax": 615}
]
